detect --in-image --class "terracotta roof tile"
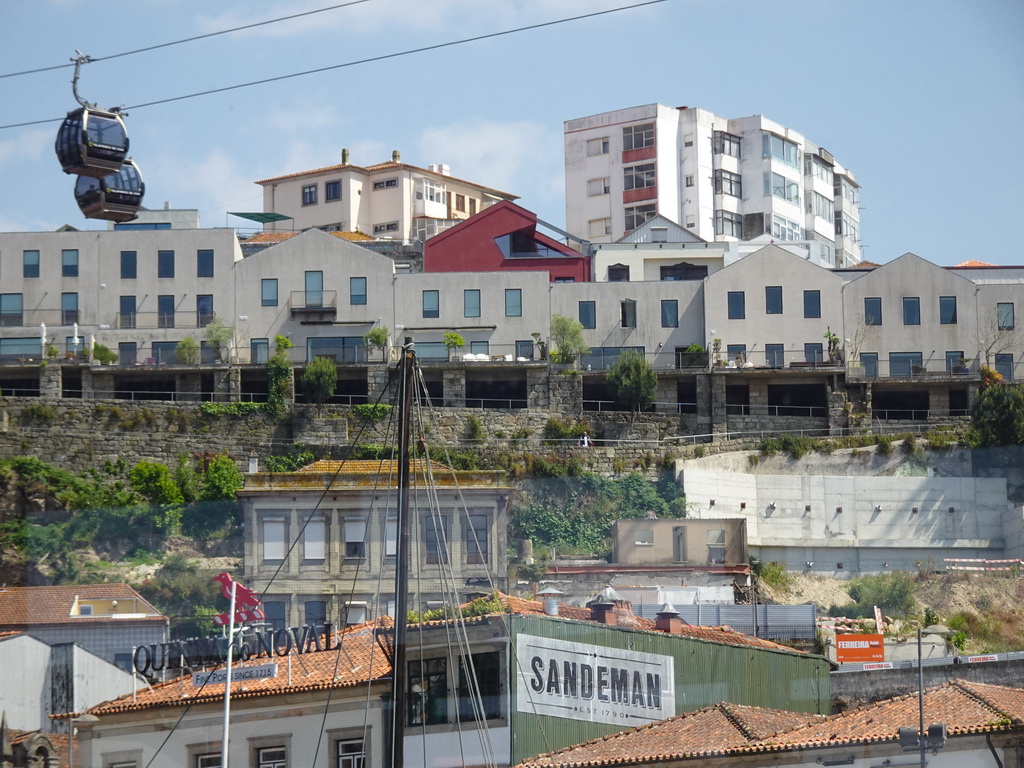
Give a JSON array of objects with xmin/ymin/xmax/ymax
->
[
  {"xmin": 242, "ymin": 459, "xmax": 511, "ymax": 492},
  {"xmin": 0, "ymin": 584, "xmax": 165, "ymax": 627},
  {"xmin": 515, "ymin": 680, "xmax": 1024, "ymax": 766},
  {"xmin": 89, "ymin": 620, "xmax": 392, "ymax": 715},
  {"xmin": 240, "ymin": 231, "xmax": 374, "ymax": 245},
  {"xmin": 952, "ymin": 259, "xmax": 996, "ymax": 267}
]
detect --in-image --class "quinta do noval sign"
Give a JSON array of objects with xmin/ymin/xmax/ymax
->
[
  {"xmin": 516, "ymin": 634, "xmax": 675, "ymax": 726},
  {"xmin": 133, "ymin": 622, "xmax": 337, "ymax": 676}
]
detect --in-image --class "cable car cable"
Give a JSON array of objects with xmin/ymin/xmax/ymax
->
[
  {"xmin": 0, "ymin": 0, "xmax": 374, "ymax": 80},
  {"xmin": 0, "ymin": 0, "xmax": 668, "ymax": 131}
]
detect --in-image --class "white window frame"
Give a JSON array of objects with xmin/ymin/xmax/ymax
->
[
  {"xmin": 303, "ymin": 517, "xmax": 325, "ymax": 561},
  {"xmin": 588, "ymin": 218, "xmax": 612, "ymax": 237},
  {"xmin": 587, "ymin": 177, "xmax": 610, "ymax": 196},
  {"xmin": 622, "ymin": 122, "xmax": 655, "ymax": 151},
  {"xmin": 586, "ymin": 137, "xmax": 609, "ymax": 156},
  {"xmin": 263, "ymin": 518, "xmax": 286, "ymax": 561},
  {"xmin": 623, "ymin": 163, "xmax": 656, "ymax": 191}
]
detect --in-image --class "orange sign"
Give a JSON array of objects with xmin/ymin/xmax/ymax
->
[{"xmin": 835, "ymin": 633, "xmax": 885, "ymax": 663}]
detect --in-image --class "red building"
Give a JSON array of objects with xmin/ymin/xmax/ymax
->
[{"xmin": 423, "ymin": 201, "xmax": 590, "ymax": 282}]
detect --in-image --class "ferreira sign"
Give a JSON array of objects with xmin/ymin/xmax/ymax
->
[{"xmin": 516, "ymin": 634, "xmax": 675, "ymax": 726}]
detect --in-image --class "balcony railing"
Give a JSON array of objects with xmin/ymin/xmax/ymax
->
[
  {"xmin": 113, "ymin": 311, "xmax": 215, "ymax": 330},
  {"xmin": 289, "ymin": 290, "xmax": 338, "ymax": 322},
  {"xmin": 846, "ymin": 360, "xmax": 989, "ymax": 382}
]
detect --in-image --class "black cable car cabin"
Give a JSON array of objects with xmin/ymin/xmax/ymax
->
[
  {"xmin": 55, "ymin": 107, "xmax": 129, "ymax": 177},
  {"xmin": 75, "ymin": 159, "xmax": 144, "ymax": 222}
]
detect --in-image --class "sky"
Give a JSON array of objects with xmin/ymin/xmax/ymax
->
[{"xmin": 1, "ymin": 0, "xmax": 1022, "ymax": 265}]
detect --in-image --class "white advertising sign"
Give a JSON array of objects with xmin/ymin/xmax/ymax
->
[{"xmin": 516, "ymin": 634, "xmax": 675, "ymax": 726}]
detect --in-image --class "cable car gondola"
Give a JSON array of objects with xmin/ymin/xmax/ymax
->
[
  {"xmin": 54, "ymin": 51, "xmax": 130, "ymax": 178},
  {"xmin": 55, "ymin": 106, "xmax": 129, "ymax": 177},
  {"xmin": 74, "ymin": 159, "xmax": 144, "ymax": 223}
]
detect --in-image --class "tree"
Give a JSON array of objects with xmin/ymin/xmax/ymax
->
[
  {"xmin": 606, "ymin": 350, "xmax": 657, "ymax": 412},
  {"xmin": 549, "ymin": 314, "xmax": 589, "ymax": 364},
  {"xmin": 175, "ymin": 336, "xmax": 199, "ymax": 365},
  {"xmin": 204, "ymin": 317, "xmax": 235, "ymax": 363},
  {"xmin": 266, "ymin": 335, "xmax": 294, "ymax": 414},
  {"xmin": 972, "ymin": 383, "xmax": 1024, "ymax": 446},
  {"xmin": 302, "ymin": 356, "xmax": 338, "ymax": 404},
  {"xmin": 362, "ymin": 325, "xmax": 390, "ymax": 362},
  {"xmin": 442, "ymin": 331, "xmax": 465, "ymax": 360},
  {"xmin": 979, "ymin": 304, "xmax": 1024, "ymax": 366}
]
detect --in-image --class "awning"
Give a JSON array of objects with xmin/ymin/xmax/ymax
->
[{"xmin": 228, "ymin": 212, "xmax": 293, "ymax": 223}]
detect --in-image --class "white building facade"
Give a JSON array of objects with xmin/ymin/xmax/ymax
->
[{"xmin": 564, "ymin": 104, "xmax": 862, "ymax": 266}]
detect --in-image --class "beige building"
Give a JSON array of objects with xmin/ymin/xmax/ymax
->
[
  {"xmin": 238, "ymin": 459, "xmax": 513, "ymax": 628},
  {"xmin": 611, "ymin": 518, "xmax": 747, "ymax": 567},
  {"xmin": 254, "ymin": 150, "xmax": 517, "ymax": 241}
]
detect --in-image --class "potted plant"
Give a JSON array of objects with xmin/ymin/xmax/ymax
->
[
  {"xmin": 442, "ymin": 331, "xmax": 465, "ymax": 361},
  {"xmin": 362, "ymin": 325, "xmax": 390, "ymax": 362},
  {"xmin": 677, "ymin": 343, "xmax": 707, "ymax": 368},
  {"xmin": 712, "ymin": 338, "xmax": 723, "ymax": 367},
  {"xmin": 92, "ymin": 342, "xmax": 118, "ymax": 365},
  {"xmin": 46, "ymin": 344, "xmax": 59, "ymax": 361},
  {"xmin": 175, "ymin": 336, "xmax": 200, "ymax": 365},
  {"xmin": 824, "ymin": 327, "xmax": 842, "ymax": 364}
]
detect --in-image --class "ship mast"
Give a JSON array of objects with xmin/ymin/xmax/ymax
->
[{"xmin": 387, "ymin": 339, "xmax": 415, "ymax": 768}]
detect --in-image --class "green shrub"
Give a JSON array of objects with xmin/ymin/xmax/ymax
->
[
  {"xmin": 301, "ymin": 356, "xmax": 338, "ymax": 404},
  {"xmin": 175, "ymin": 337, "xmax": 199, "ymax": 365},
  {"xmin": 25, "ymin": 403, "xmax": 58, "ymax": 422},
  {"xmin": 352, "ymin": 403, "xmax": 393, "ymax": 423},
  {"xmin": 875, "ymin": 434, "xmax": 894, "ymax": 455},
  {"xmin": 467, "ymin": 415, "xmax": 484, "ymax": 441},
  {"xmin": 92, "ymin": 342, "xmax": 119, "ymax": 365}
]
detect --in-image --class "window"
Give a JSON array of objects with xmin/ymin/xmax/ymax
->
[
  {"xmin": 373, "ymin": 178, "xmax": 398, "ymax": 190},
  {"xmin": 385, "ymin": 518, "xmax": 397, "ymax": 558},
  {"xmin": 714, "ymin": 169, "xmax": 741, "ymax": 197},
  {"xmin": 764, "ymin": 172, "xmax": 799, "ymax": 203},
  {"xmin": 620, "ymin": 298, "xmax": 636, "ymax": 329},
  {"xmin": 622, "ymin": 123, "xmax": 655, "ymax": 151},
  {"xmin": 158, "ymin": 250, "xmax": 174, "ymax": 278},
  {"xmin": 157, "ymin": 295, "xmax": 175, "ymax": 329},
  {"xmin": 196, "ymin": 753, "xmax": 221, "ymax": 768},
  {"xmin": 946, "ymin": 351, "xmax": 965, "ymax": 372},
  {"xmin": 504, "ymin": 288, "xmax": 522, "ymax": 317},
  {"xmin": 810, "ymin": 191, "xmax": 834, "ymax": 220},
  {"xmin": 409, "ymin": 658, "xmax": 448, "ymax": 725},
  {"xmin": 805, "ymin": 155, "xmax": 834, "ymax": 185},
  {"xmin": 418, "ymin": 179, "xmax": 447, "ymax": 204},
  {"xmin": 804, "ymin": 343, "xmax": 824, "ymax": 363},
  {"xmin": 422, "ymin": 290, "xmax": 439, "ymax": 318},
  {"xmin": 119, "ymin": 295, "xmax": 136, "ymax": 329},
  {"xmin": 263, "ymin": 519, "xmax": 285, "ymax": 560},
  {"xmin": 264, "ymin": 602, "xmax": 286, "ymax": 631},
  {"xmin": 120, "ymin": 251, "xmax": 136, "ymax": 279},
  {"xmin": 305, "ymin": 271, "xmax": 323, "ymax": 307},
  {"xmin": 579, "ymin": 300, "xmax": 596, "ymax": 329},
  {"xmin": 726, "ymin": 344, "xmax": 746, "ymax": 364},
  {"xmin": 998, "ymin": 302, "xmax": 1015, "ymax": 331},
  {"xmin": 715, "ymin": 210, "xmax": 742, "ymax": 237},
  {"xmin": 302, "ymin": 184, "xmax": 317, "ymax": 205},
  {"xmin": 939, "ymin": 296, "xmax": 957, "ymax": 324},
  {"xmin": 995, "ymin": 353, "xmax": 1014, "ymax": 381},
  {"xmin": 838, "ymin": 177, "xmax": 860, "ymax": 204},
  {"xmin": 634, "ymin": 529, "xmax": 654, "ymax": 546},
  {"xmin": 0, "ymin": 294, "xmax": 23, "ymax": 326},
  {"xmin": 839, "ymin": 212, "xmax": 860, "ymax": 242},
  {"xmin": 727, "ymin": 291, "xmax": 745, "ymax": 319},
  {"xmin": 903, "ymin": 297, "xmax": 921, "ymax": 325},
  {"xmin": 455, "ymin": 193, "xmax": 466, "ymax": 212},
  {"xmin": 251, "ymin": 338, "xmax": 269, "ymax": 364},
  {"xmin": 713, "ymin": 130, "xmax": 741, "ymax": 157},
  {"xmin": 466, "ymin": 514, "xmax": 489, "ymax": 564},
  {"xmin": 865, "ymin": 297, "xmax": 882, "ymax": 326},
  {"xmin": 890, "ymin": 351, "xmax": 923, "ymax": 378},
  {"xmin": 458, "ymin": 651, "xmax": 501, "ymax": 721},
  {"xmin": 515, "ymin": 340, "xmax": 534, "ymax": 360},
  {"xmin": 344, "ymin": 520, "xmax": 366, "ymax": 559},
  {"xmin": 470, "ymin": 341, "xmax": 489, "ymax": 355},
  {"xmin": 262, "ymin": 279, "xmax": 278, "ymax": 307},
  {"xmin": 325, "ymin": 180, "xmax": 341, "ymax": 201},
  {"xmin": 23, "ymin": 250, "xmax": 39, "ymax": 278},
  {"xmin": 586, "ymin": 136, "xmax": 609, "ymax": 156},
  {"xmin": 765, "ymin": 286, "xmax": 783, "ymax": 315},
  {"xmin": 305, "ymin": 600, "xmax": 327, "ymax": 626},
  {"xmin": 258, "ymin": 747, "xmax": 287, "ymax": 768},
  {"xmin": 624, "ymin": 163, "xmax": 656, "ymax": 190},
  {"xmin": 607, "ymin": 264, "xmax": 629, "ymax": 282},
  {"xmin": 62, "ymin": 249, "xmax": 78, "ymax": 277},
  {"xmin": 651, "ymin": 227, "xmax": 668, "ymax": 243},
  {"xmin": 463, "ymin": 289, "xmax": 480, "ymax": 318},
  {"xmin": 860, "ymin": 352, "xmax": 878, "ymax": 378},
  {"xmin": 762, "ymin": 133, "xmax": 799, "ymax": 167},
  {"xmin": 336, "ymin": 738, "xmax": 366, "ymax": 768},
  {"xmin": 804, "ymin": 290, "xmax": 821, "ymax": 318},
  {"xmin": 350, "ymin": 277, "xmax": 367, "ymax": 306},
  {"xmin": 587, "ymin": 177, "xmax": 610, "ymax": 196},
  {"xmin": 624, "ymin": 204, "xmax": 656, "ymax": 231},
  {"xmin": 707, "ymin": 529, "xmax": 726, "ymax": 563},
  {"xmin": 197, "ymin": 294, "xmax": 214, "ymax": 327},
  {"xmin": 424, "ymin": 515, "xmax": 449, "ymax": 564},
  {"xmin": 685, "ymin": 174, "xmax": 694, "ymax": 187},
  {"xmin": 118, "ymin": 342, "xmax": 137, "ymax": 366},
  {"xmin": 373, "ymin": 221, "xmax": 399, "ymax": 235},
  {"xmin": 61, "ymin": 293, "xmax": 78, "ymax": 325},
  {"xmin": 469, "ymin": 199, "xmax": 477, "ymax": 216},
  {"xmin": 589, "ymin": 218, "xmax": 612, "ymax": 237},
  {"xmin": 766, "ymin": 343, "xmax": 784, "ymax": 368},
  {"xmin": 304, "ymin": 518, "xmax": 325, "ymax": 560},
  {"xmin": 661, "ymin": 299, "xmax": 678, "ymax": 328},
  {"xmin": 770, "ymin": 214, "xmax": 802, "ymax": 241},
  {"xmin": 197, "ymin": 249, "xmax": 214, "ymax": 278}
]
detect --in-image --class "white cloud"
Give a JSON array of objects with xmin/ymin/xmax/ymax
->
[
  {"xmin": 0, "ymin": 128, "xmax": 51, "ymax": 166},
  {"xmin": 142, "ymin": 148, "xmax": 258, "ymax": 224}
]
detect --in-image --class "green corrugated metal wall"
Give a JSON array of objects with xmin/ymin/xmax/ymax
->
[{"xmin": 509, "ymin": 614, "xmax": 829, "ymax": 765}]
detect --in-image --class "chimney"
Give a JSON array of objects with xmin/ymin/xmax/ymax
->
[
  {"xmin": 535, "ymin": 587, "xmax": 563, "ymax": 617},
  {"xmin": 587, "ymin": 585, "xmax": 629, "ymax": 625},
  {"xmin": 342, "ymin": 148, "xmax": 350, "ymax": 165},
  {"xmin": 655, "ymin": 602, "xmax": 684, "ymax": 634},
  {"xmin": 392, "ymin": 149, "xmax": 401, "ymax": 163},
  {"xmin": 164, "ymin": 201, "xmax": 170, "ymax": 210}
]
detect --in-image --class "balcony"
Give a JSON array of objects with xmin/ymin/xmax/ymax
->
[
  {"xmin": 113, "ymin": 311, "xmax": 214, "ymax": 330},
  {"xmin": 289, "ymin": 290, "xmax": 337, "ymax": 323}
]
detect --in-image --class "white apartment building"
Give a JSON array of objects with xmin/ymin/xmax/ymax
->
[
  {"xmin": 564, "ymin": 104, "xmax": 862, "ymax": 267},
  {"xmin": 254, "ymin": 149, "xmax": 517, "ymax": 242}
]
